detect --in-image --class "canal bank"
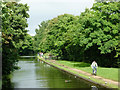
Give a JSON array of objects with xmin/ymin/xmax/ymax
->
[
  {"xmin": 38, "ymin": 56, "xmax": 118, "ymax": 89},
  {"xmin": 11, "ymin": 57, "xmax": 105, "ymax": 89}
]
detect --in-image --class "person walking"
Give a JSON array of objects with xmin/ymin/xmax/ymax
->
[{"xmin": 91, "ymin": 61, "xmax": 98, "ymax": 75}]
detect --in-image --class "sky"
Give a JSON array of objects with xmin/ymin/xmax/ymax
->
[{"xmin": 19, "ymin": 0, "xmax": 95, "ymax": 36}]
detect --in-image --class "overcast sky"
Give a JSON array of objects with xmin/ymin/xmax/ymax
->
[{"xmin": 19, "ymin": 0, "xmax": 95, "ymax": 36}]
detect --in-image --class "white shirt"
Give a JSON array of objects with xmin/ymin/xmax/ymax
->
[{"xmin": 91, "ymin": 61, "xmax": 98, "ymax": 68}]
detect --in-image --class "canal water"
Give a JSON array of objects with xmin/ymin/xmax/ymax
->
[{"xmin": 11, "ymin": 57, "xmax": 105, "ymax": 89}]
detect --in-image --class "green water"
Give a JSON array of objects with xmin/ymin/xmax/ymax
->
[{"xmin": 11, "ymin": 57, "xmax": 105, "ymax": 89}]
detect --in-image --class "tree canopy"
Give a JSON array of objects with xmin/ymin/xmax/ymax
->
[
  {"xmin": 33, "ymin": 1, "xmax": 120, "ymax": 67},
  {"xmin": 2, "ymin": 2, "xmax": 29, "ymax": 87},
  {"xmin": 19, "ymin": 34, "xmax": 34, "ymax": 56}
]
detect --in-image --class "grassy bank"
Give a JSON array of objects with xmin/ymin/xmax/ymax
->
[
  {"xmin": 56, "ymin": 60, "xmax": 118, "ymax": 81},
  {"xmin": 38, "ymin": 57, "xmax": 119, "ymax": 88}
]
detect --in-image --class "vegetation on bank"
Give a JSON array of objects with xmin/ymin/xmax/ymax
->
[
  {"xmin": 18, "ymin": 34, "xmax": 34, "ymax": 56},
  {"xmin": 34, "ymin": 1, "xmax": 120, "ymax": 67},
  {"xmin": 2, "ymin": 1, "xmax": 29, "ymax": 87}
]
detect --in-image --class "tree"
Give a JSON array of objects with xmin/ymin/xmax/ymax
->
[
  {"xmin": 33, "ymin": 20, "xmax": 49, "ymax": 53},
  {"xmin": 19, "ymin": 34, "xmax": 34, "ymax": 56},
  {"xmin": 2, "ymin": 2, "xmax": 29, "ymax": 87},
  {"xmin": 78, "ymin": 2, "xmax": 120, "ymax": 67},
  {"xmin": 33, "ymin": 2, "xmax": 120, "ymax": 67},
  {"xmin": 34, "ymin": 14, "xmax": 79, "ymax": 59}
]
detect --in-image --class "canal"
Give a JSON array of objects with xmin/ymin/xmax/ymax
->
[{"xmin": 11, "ymin": 57, "xmax": 106, "ymax": 89}]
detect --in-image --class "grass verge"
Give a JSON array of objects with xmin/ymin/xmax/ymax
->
[{"xmin": 56, "ymin": 60, "xmax": 118, "ymax": 81}]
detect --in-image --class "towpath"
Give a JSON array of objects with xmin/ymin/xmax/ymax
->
[{"xmin": 49, "ymin": 60, "xmax": 119, "ymax": 86}]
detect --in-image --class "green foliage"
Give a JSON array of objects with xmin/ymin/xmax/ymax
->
[
  {"xmin": 79, "ymin": 2, "xmax": 120, "ymax": 54},
  {"xmin": 34, "ymin": 2, "xmax": 120, "ymax": 67},
  {"xmin": 79, "ymin": 2, "xmax": 120, "ymax": 67},
  {"xmin": 2, "ymin": 1, "xmax": 29, "ymax": 78},
  {"xmin": 18, "ymin": 34, "xmax": 34, "ymax": 55},
  {"xmin": 33, "ymin": 20, "xmax": 50, "ymax": 53},
  {"xmin": 34, "ymin": 14, "xmax": 80, "ymax": 60}
]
